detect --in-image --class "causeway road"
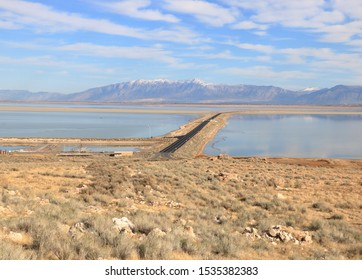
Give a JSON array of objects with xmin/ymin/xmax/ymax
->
[{"xmin": 160, "ymin": 113, "xmax": 221, "ymax": 153}]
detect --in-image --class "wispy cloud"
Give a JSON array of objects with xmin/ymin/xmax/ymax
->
[
  {"xmin": 0, "ymin": 54, "xmax": 116, "ymax": 74},
  {"xmin": 224, "ymin": 0, "xmax": 362, "ymax": 44},
  {"xmin": 228, "ymin": 42, "xmax": 275, "ymax": 53},
  {"xmin": 218, "ymin": 66, "xmax": 312, "ymax": 80},
  {"xmin": 99, "ymin": 0, "xmax": 179, "ymax": 23},
  {"xmin": 1, "ymin": 0, "xmax": 362, "ymax": 91},
  {"xmin": 58, "ymin": 42, "xmax": 179, "ymax": 64},
  {"xmin": 163, "ymin": 0, "xmax": 237, "ymax": 27},
  {"xmin": 231, "ymin": 20, "xmax": 268, "ymax": 31},
  {"xmin": 181, "ymin": 49, "xmax": 248, "ymax": 61},
  {"xmin": 0, "ymin": 0, "xmax": 200, "ymax": 43}
]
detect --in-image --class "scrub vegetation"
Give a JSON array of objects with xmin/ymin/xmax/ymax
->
[{"xmin": 0, "ymin": 153, "xmax": 361, "ymax": 260}]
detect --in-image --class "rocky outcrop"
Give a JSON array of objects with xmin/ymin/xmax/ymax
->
[{"xmin": 243, "ymin": 225, "xmax": 312, "ymax": 245}]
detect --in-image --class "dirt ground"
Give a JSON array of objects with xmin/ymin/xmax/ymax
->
[{"xmin": 0, "ymin": 153, "xmax": 361, "ymax": 260}]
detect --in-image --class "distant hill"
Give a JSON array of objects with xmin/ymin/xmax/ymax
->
[
  {"xmin": 60, "ymin": 79, "xmax": 299, "ymax": 104},
  {"xmin": 296, "ymin": 85, "xmax": 362, "ymax": 105},
  {"xmin": 0, "ymin": 90, "xmax": 63, "ymax": 101},
  {"xmin": 1, "ymin": 80, "xmax": 362, "ymax": 105}
]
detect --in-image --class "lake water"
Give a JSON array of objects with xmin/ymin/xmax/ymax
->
[
  {"xmin": 0, "ymin": 111, "xmax": 195, "ymax": 138},
  {"xmin": 204, "ymin": 114, "xmax": 362, "ymax": 159},
  {"xmin": 0, "ymin": 145, "xmax": 28, "ymax": 151}
]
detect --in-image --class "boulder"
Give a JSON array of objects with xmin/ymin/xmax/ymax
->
[
  {"xmin": 264, "ymin": 225, "xmax": 312, "ymax": 244},
  {"xmin": 8, "ymin": 231, "xmax": 23, "ymax": 242},
  {"xmin": 268, "ymin": 228, "xmax": 278, "ymax": 238},
  {"xmin": 243, "ymin": 227, "xmax": 261, "ymax": 240},
  {"xmin": 112, "ymin": 217, "xmax": 135, "ymax": 233}
]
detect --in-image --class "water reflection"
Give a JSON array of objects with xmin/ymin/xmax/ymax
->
[
  {"xmin": 0, "ymin": 111, "xmax": 195, "ymax": 138},
  {"xmin": 205, "ymin": 114, "xmax": 362, "ymax": 159},
  {"xmin": 0, "ymin": 146, "xmax": 28, "ymax": 151}
]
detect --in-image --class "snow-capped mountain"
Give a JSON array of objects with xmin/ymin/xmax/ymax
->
[
  {"xmin": 1, "ymin": 79, "xmax": 362, "ymax": 105},
  {"xmin": 59, "ymin": 79, "xmax": 297, "ymax": 103},
  {"xmin": 301, "ymin": 87, "xmax": 320, "ymax": 92}
]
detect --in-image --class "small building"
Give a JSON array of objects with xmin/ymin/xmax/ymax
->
[{"xmin": 110, "ymin": 151, "xmax": 134, "ymax": 157}]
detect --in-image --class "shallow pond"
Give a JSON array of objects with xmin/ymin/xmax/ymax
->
[
  {"xmin": 0, "ymin": 111, "xmax": 196, "ymax": 138},
  {"xmin": 204, "ymin": 114, "xmax": 362, "ymax": 159}
]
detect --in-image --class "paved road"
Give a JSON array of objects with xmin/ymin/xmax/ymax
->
[{"xmin": 159, "ymin": 113, "xmax": 221, "ymax": 153}]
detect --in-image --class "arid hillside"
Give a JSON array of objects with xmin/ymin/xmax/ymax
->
[{"xmin": 0, "ymin": 153, "xmax": 361, "ymax": 260}]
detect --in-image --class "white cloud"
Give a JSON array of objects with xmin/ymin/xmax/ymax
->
[
  {"xmin": 232, "ymin": 20, "xmax": 267, "ymax": 30},
  {"xmin": 57, "ymin": 42, "xmax": 201, "ymax": 69},
  {"xmin": 163, "ymin": 0, "xmax": 237, "ymax": 27},
  {"xmin": 100, "ymin": 0, "xmax": 179, "ymax": 22},
  {"xmin": 183, "ymin": 49, "xmax": 248, "ymax": 61},
  {"xmin": 230, "ymin": 42, "xmax": 275, "ymax": 53},
  {"xmin": 0, "ymin": 17, "xmax": 20, "ymax": 29},
  {"xmin": 334, "ymin": 0, "xmax": 362, "ymax": 20},
  {"xmin": 319, "ymin": 21, "xmax": 362, "ymax": 43},
  {"xmin": 218, "ymin": 66, "xmax": 312, "ymax": 80},
  {"xmin": 0, "ymin": 54, "xmax": 117, "ymax": 74},
  {"xmin": 0, "ymin": 0, "xmax": 200, "ymax": 43},
  {"xmin": 223, "ymin": 0, "xmax": 362, "ymax": 44},
  {"xmin": 58, "ymin": 42, "xmax": 179, "ymax": 64}
]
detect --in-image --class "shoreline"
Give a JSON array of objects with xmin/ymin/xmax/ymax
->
[
  {"xmin": 0, "ymin": 104, "xmax": 362, "ymax": 115},
  {"xmin": 1, "ymin": 107, "xmax": 362, "ymax": 159}
]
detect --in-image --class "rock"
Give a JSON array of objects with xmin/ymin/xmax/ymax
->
[
  {"xmin": 268, "ymin": 228, "xmax": 278, "ymax": 237},
  {"xmin": 113, "ymin": 217, "xmax": 135, "ymax": 233},
  {"xmin": 243, "ymin": 227, "xmax": 253, "ymax": 234},
  {"xmin": 302, "ymin": 233, "xmax": 312, "ymax": 243},
  {"xmin": 243, "ymin": 227, "xmax": 261, "ymax": 240},
  {"xmin": 279, "ymin": 231, "xmax": 293, "ymax": 243},
  {"xmin": 8, "ymin": 231, "xmax": 23, "ymax": 242},
  {"xmin": 276, "ymin": 193, "xmax": 286, "ymax": 200},
  {"xmin": 264, "ymin": 225, "xmax": 312, "ymax": 244},
  {"xmin": 73, "ymin": 222, "xmax": 87, "ymax": 232}
]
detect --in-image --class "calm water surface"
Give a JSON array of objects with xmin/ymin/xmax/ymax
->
[
  {"xmin": 0, "ymin": 111, "xmax": 196, "ymax": 138},
  {"xmin": 0, "ymin": 146, "xmax": 28, "ymax": 151},
  {"xmin": 205, "ymin": 114, "xmax": 362, "ymax": 159}
]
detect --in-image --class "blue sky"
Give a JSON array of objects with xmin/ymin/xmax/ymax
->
[{"xmin": 1, "ymin": 0, "xmax": 362, "ymax": 93}]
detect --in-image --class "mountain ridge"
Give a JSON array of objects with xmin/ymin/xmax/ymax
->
[{"xmin": 1, "ymin": 79, "xmax": 362, "ymax": 105}]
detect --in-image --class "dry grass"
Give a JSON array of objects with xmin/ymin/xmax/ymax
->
[{"xmin": 0, "ymin": 153, "xmax": 361, "ymax": 260}]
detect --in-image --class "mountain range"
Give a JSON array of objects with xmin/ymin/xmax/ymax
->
[{"xmin": 1, "ymin": 79, "xmax": 362, "ymax": 105}]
